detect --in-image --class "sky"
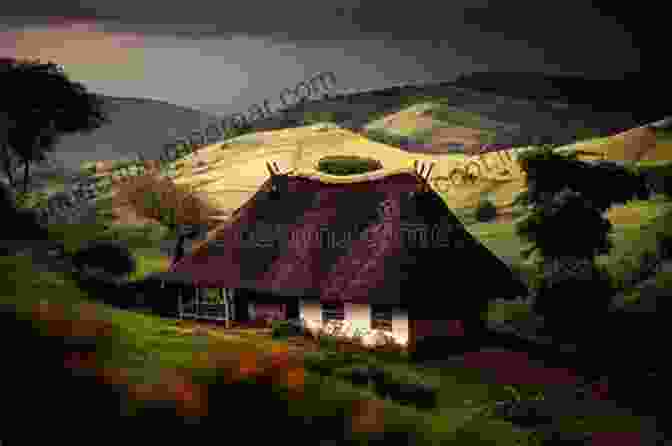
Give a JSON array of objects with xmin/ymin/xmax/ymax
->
[{"xmin": 0, "ymin": 1, "xmax": 641, "ymax": 116}]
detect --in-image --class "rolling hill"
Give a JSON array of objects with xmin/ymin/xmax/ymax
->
[
  {"xmin": 26, "ymin": 73, "xmax": 668, "ymax": 227},
  {"xmin": 37, "ymin": 95, "xmax": 221, "ymax": 171}
]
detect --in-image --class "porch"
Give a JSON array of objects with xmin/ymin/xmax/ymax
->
[{"xmin": 176, "ymin": 286, "xmax": 300, "ymax": 326}]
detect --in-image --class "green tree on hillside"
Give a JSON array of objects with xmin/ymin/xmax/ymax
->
[
  {"xmin": 515, "ymin": 144, "xmax": 647, "ymax": 339},
  {"xmin": 0, "ymin": 58, "xmax": 109, "ymax": 193}
]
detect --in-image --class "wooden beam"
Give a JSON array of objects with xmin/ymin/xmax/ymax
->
[
  {"xmin": 230, "ymin": 288, "xmax": 236, "ymax": 323},
  {"xmin": 424, "ymin": 162, "xmax": 435, "ymax": 182},
  {"xmin": 178, "ymin": 287, "xmax": 183, "ymax": 320},
  {"xmin": 266, "ymin": 162, "xmax": 276, "ymax": 177}
]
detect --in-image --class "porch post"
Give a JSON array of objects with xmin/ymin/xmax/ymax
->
[
  {"xmin": 195, "ymin": 286, "xmax": 200, "ymax": 318},
  {"xmin": 193, "ymin": 286, "xmax": 197, "ymax": 318},
  {"xmin": 178, "ymin": 285, "xmax": 183, "ymax": 320},
  {"xmin": 230, "ymin": 288, "xmax": 236, "ymax": 324}
]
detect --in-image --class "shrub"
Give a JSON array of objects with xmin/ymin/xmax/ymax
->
[
  {"xmin": 72, "ymin": 240, "xmax": 137, "ymax": 280},
  {"xmin": 316, "ymin": 155, "xmax": 383, "ymax": 176},
  {"xmin": 474, "ymin": 199, "xmax": 497, "ymax": 222},
  {"xmin": 512, "ymin": 190, "xmax": 530, "ymax": 208},
  {"xmin": 112, "ymin": 173, "xmax": 219, "ymax": 231}
]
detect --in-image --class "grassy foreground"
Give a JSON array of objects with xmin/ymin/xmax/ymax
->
[{"xmin": 2, "ymin": 232, "xmax": 658, "ymax": 444}]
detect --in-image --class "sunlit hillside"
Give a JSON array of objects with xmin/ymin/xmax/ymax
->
[{"xmin": 167, "ymin": 123, "xmax": 530, "ymax": 214}]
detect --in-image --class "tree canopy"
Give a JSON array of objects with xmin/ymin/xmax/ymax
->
[
  {"xmin": 517, "ymin": 145, "xmax": 650, "ymax": 212},
  {"xmin": 1, "ymin": 58, "xmax": 109, "ymax": 192}
]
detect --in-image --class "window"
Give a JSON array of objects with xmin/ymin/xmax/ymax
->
[
  {"xmin": 322, "ymin": 303, "xmax": 344, "ymax": 321},
  {"xmin": 371, "ymin": 305, "xmax": 393, "ymax": 331}
]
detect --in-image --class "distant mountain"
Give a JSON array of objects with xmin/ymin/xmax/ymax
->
[
  {"xmin": 27, "ymin": 73, "xmax": 665, "ymax": 173},
  {"xmin": 43, "ymin": 95, "xmax": 221, "ymax": 170},
  {"xmin": 451, "ymin": 72, "xmax": 665, "ymax": 129}
]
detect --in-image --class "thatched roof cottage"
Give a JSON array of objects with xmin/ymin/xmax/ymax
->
[{"xmin": 167, "ymin": 163, "xmax": 529, "ymax": 350}]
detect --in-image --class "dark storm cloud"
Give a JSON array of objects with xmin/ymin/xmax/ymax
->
[
  {"xmin": 0, "ymin": 0, "xmax": 631, "ymax": 43},
  {"xmin": 0, "ymin": 0, "xmax": 641, "ymax": 77}
]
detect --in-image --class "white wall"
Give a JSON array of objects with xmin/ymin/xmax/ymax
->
[
  {"xmin": 345, "ymin": 303, "xmax": 370, "ymax": 334},
  {"xmin": 392, "ymin": 308, "xmax": 409, "ymax": 346},
  {"xmin": 300, "ymin": 299, "xmax": 322, "ymax": 326}
]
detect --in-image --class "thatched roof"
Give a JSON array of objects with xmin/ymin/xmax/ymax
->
[{"xmin": 170, "ymin": 167, "xmax": 529, "ymax": 308}]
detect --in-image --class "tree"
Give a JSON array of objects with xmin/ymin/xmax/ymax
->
[
  {"xmin": 514, "ymin": 145, "xmax": 648, "ymax": 339},
  {"xmin": 517, "ymin": 188, "xmax": 613, "ymax": 262},
  {"xmin": 0, "ymin": 181, "xmax": 49, "ymax": 254},
  {"xmin": 518, "ymin": 145, "xmax": 649, "ymax": 212},
  {"xmin": 0, "ymin": 58, "xmax": 109, "ymax": 193}
]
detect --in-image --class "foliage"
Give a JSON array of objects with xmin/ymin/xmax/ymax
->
[
  {"xmin": 0, "ymin": 182, "xmax": 49, "ymax": 253},
  {"xmin": 14, "ymin": 190, "xmax": 50, "ymax": 210},
  {"xmin": 516, "ymin": 188, "xmax": 613, "ymax": 261},
  {"xmin": 428, "ymin": 105, "xmax": 489, "ymax": 128},
  {"xmin": 301, "ymin": 110, "xmax": 338, "ymax": 124},
  {"xmin": 72, "ymin": 240, "xmax": 137, "ymax": 279},
  {"xmin": 0, "ymin": 58, "xmax": 109, "ymax": 193},
  {"xmin": 532, "ymin": 261, "xmax": 614, "ymax": 339},
  {"xmin": 316, "ymin": 155, "xmax": 383, "ymax": 176},
  {"xmin": 113, "ymin": 173, "xmax": 219, "ymax": 230},
  {"xmin": 512, "ymin": 190, "xmax": 530, "ymax": 208},
  {"xmin": 79, "ymin": 161, "xmax": 97, "ymax": 176},
  {"xmin": 475, "ymin": 199, "xmax": 497, "ymax": 222},
  {"xmin": 363, "ymin": 128, "xmax": 431, "ymax": 149},
  {"xmin": 518, "ymin": 145, "xmax": 649, "ymax": 211}
]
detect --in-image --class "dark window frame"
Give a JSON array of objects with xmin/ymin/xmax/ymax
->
[{"xmin": 322, "ymin": 302, "xmax": 345, "ymax": 321}]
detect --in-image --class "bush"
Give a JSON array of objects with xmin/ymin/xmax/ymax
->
[
  {"xmin": 474, "ymin": 199, "xmax": 497, "ymax": 222},
  {"xmin": 512, "ymin": 190, "xmax": 530, "ymax": 208},
  {"xmin": 72, "ymin": 240, "xmax": 136, "ymax": 279},
  {"xmin": 316, "ymin": 155, "xmax": 383, "ymax": 176},
  {"xmin": 113, "ymin": 173, "xmax": 219, "ymax": 231}
]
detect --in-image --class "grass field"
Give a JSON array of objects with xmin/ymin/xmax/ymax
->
[
  {"xmin": 5, "ymin": 157, "xmax": 669, "ymax": 443},
  {"xmin": 0, "ymin": 254, "xmax": 544, "ymax": 444},
  {"xmin": 2, "ymin": 245, "xmax": 657, "ymax": 444}
]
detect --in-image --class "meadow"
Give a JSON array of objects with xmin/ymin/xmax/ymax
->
[{"xmin": 4, "ymin": 89, "xmax": 670, "ymax": 443}]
